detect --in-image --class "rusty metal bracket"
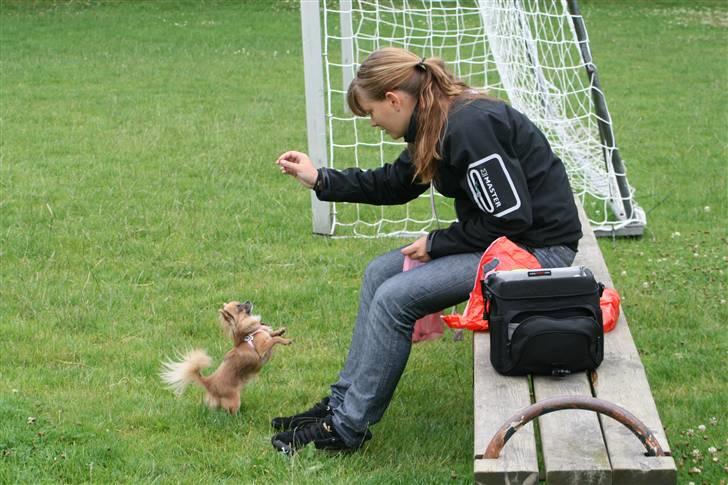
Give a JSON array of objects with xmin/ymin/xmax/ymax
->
[{"xmin": 483, "ymin": 395, "xmax": 669, "ymax": 459}]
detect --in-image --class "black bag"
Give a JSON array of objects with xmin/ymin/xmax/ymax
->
[{"xmin": 484, "ymin": 266, "xmax": 604, "ymax": 376}]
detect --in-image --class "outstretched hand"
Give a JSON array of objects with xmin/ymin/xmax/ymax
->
[
  {"xmin": 401, "ymin": 235, "xmax": 431, "ymax": 263},
  {"xmin": 275, "ymin": 151, "xmax": 319, "ymax": 189}
]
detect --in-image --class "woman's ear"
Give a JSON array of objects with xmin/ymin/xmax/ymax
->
[
  {"xmin": 384, "ymin": 91, "xmax": 401, "ymax": 110},
  {"xmin": 385, "ymin": 90, "xmax": 416, "ymax": 114}
]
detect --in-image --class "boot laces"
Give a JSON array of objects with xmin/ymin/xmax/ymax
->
[{"xmin": 292, "ymin": 420, "xmax": 334, "ymax": 446}]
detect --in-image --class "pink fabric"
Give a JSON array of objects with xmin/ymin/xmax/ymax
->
[{"xmin": 403, "ymin": 256, "xmax": 444, "ymax": 343}]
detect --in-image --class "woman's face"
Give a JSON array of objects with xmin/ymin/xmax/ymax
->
[{"xmin": 358, "ymin": 90, "xmax": 416, "ymax": 140}]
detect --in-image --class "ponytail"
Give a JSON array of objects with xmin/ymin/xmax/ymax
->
[{"xmin": 347, "ymin": 47, "xmax": 486, "ymax": 183}]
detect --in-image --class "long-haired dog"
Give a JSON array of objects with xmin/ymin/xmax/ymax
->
[{"xmin": 160, "ymin": 300, "xmax": 291, "ymax": 414}]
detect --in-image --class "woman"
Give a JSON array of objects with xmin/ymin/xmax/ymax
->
[{"xmin": 271, "ymin": 47, "xmax": 582, "ymax": 454}]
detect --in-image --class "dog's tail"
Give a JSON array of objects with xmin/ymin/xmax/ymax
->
[{"xmin": 160, "ymin": 349, "xmax": 212, "ymax": 396}]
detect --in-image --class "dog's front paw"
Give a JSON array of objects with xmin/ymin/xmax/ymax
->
[
  {"xmin": 279, "ymin": 338, "xmax": 293, "ymax": 345},
  {"xmin": 271, "ymin": 327, "xmax": 287, "ymax": 337}
]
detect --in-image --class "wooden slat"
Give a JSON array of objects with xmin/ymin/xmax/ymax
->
[
  {"xmin": 527, "ymin": 206, "xmax": 609, "ymax": 484},
  {"xmin": 533, "ymin": 374, "xmax": 611, "ymax": 484},
  {"xmin": 576, "ymin": 205, "xmax": 677, "ymax": 484},
  {"xmin": 473, "ymin": 332, "xmax": 539, "ymax": 484}
]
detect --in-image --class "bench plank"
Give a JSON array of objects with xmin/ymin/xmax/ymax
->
[
  {"xmin": 473, "ymin": 332, "xmax": 539, "ymax": 484},
  {"xmin": 532, "ymin": 374, "xmax": 611, "ymax": 484},
  {"xmin": 576, "ymin": 206, "xmax": 677, "ymax": 484}
]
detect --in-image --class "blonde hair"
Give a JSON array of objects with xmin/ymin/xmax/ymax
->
[{"xmin": 347, "ymin": 47, "xmax": 485, "ymax": 183}]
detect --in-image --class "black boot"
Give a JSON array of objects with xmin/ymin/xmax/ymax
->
[
  {"xmin": 271, "ymin": 415, "xmax": 371, "ymax": 455},
  {"xmin": 271, "ymin": 397, "xmax": 333, "ymax": 431}
]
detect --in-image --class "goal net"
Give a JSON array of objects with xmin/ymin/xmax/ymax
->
[{"xmin": 300, "ymin": 0, "xmax": 646, "ymax": 238}]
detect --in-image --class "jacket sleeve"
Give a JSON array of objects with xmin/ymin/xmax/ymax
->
[
  {"xmin": 427, "ymin": 107, "xmax": 533, "ymax": 258},
  {"xmin": 314, "ymin": 148, "xmax": 430, "ymax": 205}
]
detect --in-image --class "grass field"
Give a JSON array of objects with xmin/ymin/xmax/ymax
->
[{"xmin": 1, "ymin": 1, "xmax": 726, "ymax": 483}]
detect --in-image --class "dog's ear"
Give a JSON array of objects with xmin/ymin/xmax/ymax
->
[{"xmin": 237, "ymin": 301, "xmax": 252, "ymax": 315}]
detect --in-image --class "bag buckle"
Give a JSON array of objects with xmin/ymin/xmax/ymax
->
[{"xmin": 551, "ymin": 368, "xmax": 572, "ymax": 377}]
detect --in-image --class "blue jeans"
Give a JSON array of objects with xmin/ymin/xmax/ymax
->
[{"xmin": 328, "ymin": 244, "xmax": 576, "ymax": 447}]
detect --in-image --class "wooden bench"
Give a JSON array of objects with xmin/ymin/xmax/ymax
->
[{"xmin": 473, "ymin": 206, "xmax": 677, "ymax": 484}]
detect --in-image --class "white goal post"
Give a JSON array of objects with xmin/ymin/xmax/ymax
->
[{"xmin": 300, "ymin": 0, "xmax": 646, "ymax": 238}]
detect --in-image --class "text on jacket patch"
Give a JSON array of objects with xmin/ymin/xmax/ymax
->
[
  {"xmin": 479, "ymin": 167, "xmax": 501, "ymax": 208},
  {"xmin": 466, "ymin": 154, "xmax": 522, "ymax": 218}
]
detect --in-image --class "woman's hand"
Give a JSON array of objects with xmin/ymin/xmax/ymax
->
[
  {"xmin": 401, "ymin": 235, "xmax": 431, "ymax": 263},
  {"xmin": 276, "ymin": 151, "xmax": 319, "ymax": 189}
]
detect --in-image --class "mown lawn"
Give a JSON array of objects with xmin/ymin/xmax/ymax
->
[{"xmin": 1, "ymin": 1, "xmax": 725, "ymax": 483}]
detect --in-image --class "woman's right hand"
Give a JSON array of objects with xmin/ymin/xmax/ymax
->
[{"xmin": 275, "ymin": 151, "xmax": 319, "ymax": 189}]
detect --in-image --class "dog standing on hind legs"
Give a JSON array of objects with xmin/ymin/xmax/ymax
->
[{"xmin": 160, "ymin": 300, "xmax": 291, "ymax": 414}]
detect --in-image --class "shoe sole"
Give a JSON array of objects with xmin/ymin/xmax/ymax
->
[
  {"xmin": 272, "ymin": 432, "xmax": 372, "ymax": 456},
  {"xmin": 271, "ymin": 438, "xmax": 295, "ymax": 456},
  {"xmin": 271, "ymin": 438, "xmax": 359, "ymax": 456}
]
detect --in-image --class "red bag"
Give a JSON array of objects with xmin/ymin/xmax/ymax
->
[
  {"xmin": 442, "ymin": 237, "xmax": 540, "ymax": 331},
  {"xmin": 600, "ymin": 287, "xmax": 621, "ymax": 333},
  {"xmin": 442, "ymin": 237, "xmax": 620, "ymax": 333},
  {"xmin": 403, "ymin": 256, "xmax": 444, "ymax": 343}
]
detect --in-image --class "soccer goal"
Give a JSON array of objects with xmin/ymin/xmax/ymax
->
[{"xmin": 300, "ymin": 0, "xmax": 646, "ymax": 238}]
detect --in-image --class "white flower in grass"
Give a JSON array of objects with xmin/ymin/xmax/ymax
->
[
  {"xmin": 642, "ymin": 281, "xmax": 650, "ymax": 288},
  {"xmin": 698, "ymin": 424, "xmax": 706, "ymax": 432},
  {"xmin": 27, "ymin": 416, "xmax": 36, "ymax": 425},
  {"xmin": 671, "ymin": 231, "xmax": 681, "ymax": 238},
  {"xmin": 708, "ymin": 446, "xmax": 717, "ymax": 454},
  {"xmin": 704, "ymin": 206, "xmax": 711, "ymax": 212}
]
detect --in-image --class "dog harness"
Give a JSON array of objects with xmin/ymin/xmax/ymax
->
[{"xmin": 243, "ymin": 328, "xmax": 265, "ymax": 348}]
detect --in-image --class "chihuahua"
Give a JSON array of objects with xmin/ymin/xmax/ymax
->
[{"xmin": 160, "ymin": 300, "xmax": 291, "ymax": 414}]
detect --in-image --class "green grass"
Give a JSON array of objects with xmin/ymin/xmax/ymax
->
[{"xmin": 1, "ymin": 1, "xmax": 726, "ymax": 483}]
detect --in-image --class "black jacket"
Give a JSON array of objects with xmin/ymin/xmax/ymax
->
[{"xmin": 315, "ymin": 98, "xmax": 582, "ymax": 258}]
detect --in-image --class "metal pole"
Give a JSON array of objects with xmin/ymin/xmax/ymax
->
[
  {"xmin": 300, "ymin": 0, "xmax": 332, "ymax": 235},
  {"xmin": 340, "ymin": 0, "xmax": 355, "ymax": 112},
  {"xmin": 566, "ymin": 0, "xmax": 634, "ymax": 221}
]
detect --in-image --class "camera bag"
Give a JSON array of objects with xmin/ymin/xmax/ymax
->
[{"xmin": 484, "ymin": 266, "xmax": 604, "ymax": 376}]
